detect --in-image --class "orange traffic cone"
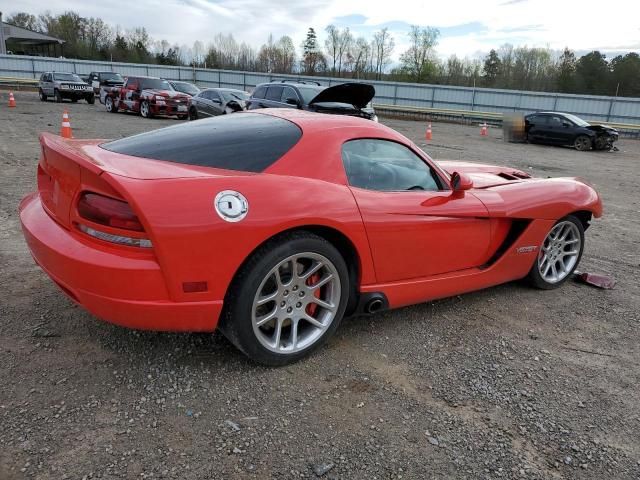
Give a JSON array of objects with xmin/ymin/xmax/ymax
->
[
  {"xmin": 480, "ymin": 122, "xmax": 488, "ymax": 136},
  {"xmin": 8, "ymin": 92, "xmax": 16, "ymax": 108},
  {"xmin": 425, "ymin": 122, "xmax": 432, "ymax": 141},
  {"xmin": 60, "ymin": 110, "xmax": 73, "ymax": 138}
]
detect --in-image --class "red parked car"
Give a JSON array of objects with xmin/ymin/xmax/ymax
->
[
  {"xmin": 102, "ymin": 76, "xmax": 190, "ymax": 119},
  {"xmin": 19, "ymin": 110, "xmax": 602, "ymax": 365}
]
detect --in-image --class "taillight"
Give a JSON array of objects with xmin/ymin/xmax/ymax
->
[
  {"xmin": 76, "ymin": 192, "xmax": 152, "ymax": 248},
  {"xmin": 78, "ymin": 192, "xmax": 143, "ymax": 231}
]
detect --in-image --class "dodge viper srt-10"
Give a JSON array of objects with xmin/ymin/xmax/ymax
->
[{"xmin": 19, "ymin": 110, "xmax": 602, "ymax": 365}]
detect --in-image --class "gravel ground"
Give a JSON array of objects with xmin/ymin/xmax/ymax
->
[{"xmin": 1, "ymin": 91, "xmax": 639, "ymax": 480}]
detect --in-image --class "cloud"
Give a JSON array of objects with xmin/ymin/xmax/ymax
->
[{"xmin": 2, "ymin": 0, "xmax": 639, "ymax": 61}]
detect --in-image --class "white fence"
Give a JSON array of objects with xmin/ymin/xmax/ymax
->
[{"xmin": 2, "ymin": 53, "xmax": 639, "ymax": 125}]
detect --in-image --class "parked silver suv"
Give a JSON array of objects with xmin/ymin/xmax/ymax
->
[{"xmin": 38, "ymin": 72, "xmax": 95, "ymax": 104}]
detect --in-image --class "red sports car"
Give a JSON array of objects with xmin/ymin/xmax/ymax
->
[{"xmin": 19, "ymin": 110, "xmax": 602, "ymax": 365}]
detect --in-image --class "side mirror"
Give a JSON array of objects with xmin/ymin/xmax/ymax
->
[
  {"xmin": 451, "ymin": 171, "xmax": 473, "ymax": 192},
  {"xmin": 285, "ymin": 98, "xmax": 300, "ymax": 106}
]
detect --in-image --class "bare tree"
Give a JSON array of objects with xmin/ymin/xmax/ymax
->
[{"xmin": 372, "ymin": 28, "xmax": 394, "ymax": 80}]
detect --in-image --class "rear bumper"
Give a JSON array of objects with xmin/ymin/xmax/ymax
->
[{"xmin": 19, "ymin": 193, "xmax": 221, "ymax": 332}]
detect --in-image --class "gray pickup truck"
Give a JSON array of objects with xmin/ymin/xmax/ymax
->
[{"xmin": 38, "ymin": 72, "xmax": 95, "ymax": 104}]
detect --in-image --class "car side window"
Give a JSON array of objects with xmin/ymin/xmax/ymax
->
[
  {"xmin": 342, "ymin": 139, "xmax": 442, "ymax": 192},
  {"xmin": 265, "ymin": 86, "xmax": 284, "ymax": 102},
  {"xmin": 549, "ymin": 115, "xmax": 563, "ymax": 126},
  {"xmin": 252, "ymin": 86, "xmax": 267, "ymax": 99},
  {"xmin": 281, "ymin": 87, "xmax": 299, "ymax": 104},
  {"xmin": 209, "ymin": 91, "xmax": 221, "ymax": 102}
]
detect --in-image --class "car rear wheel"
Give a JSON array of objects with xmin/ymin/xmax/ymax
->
[
  {"xmin": 527, "ymin": 215, "xmax": 584, "ymax": 289},
  {"xmin": 54, "ymin": 89, "xmax": 62, "ymax": 103},
  {"xmin": 38, "ymin": 89, "xmax": 47, "ymax": 102},
  {"xmin": 140, "ymin": 100, "xmax": 152, "ymax": 118},
  {"xmin": 219, "ymin": 232, "xmax": 349, "ymax": 366},
  {"xmin": 574, "ymin": 135, "xmax": 592, "ymax": 151},
  {"xmin": 105, "ymin": 96, "xmax": 117, "ymax": 113}
]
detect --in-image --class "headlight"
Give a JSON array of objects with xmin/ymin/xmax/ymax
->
[
  {"xmin": 372, "ymin": 115, "xmax": 379, "ymax": 123},
  {"xmin": 155, "ymin": 95, "xmax": 166, "ymax": 102},
  {"xmin": 60, "ymin": 84, "xmax": 69, "ymax": 89}
]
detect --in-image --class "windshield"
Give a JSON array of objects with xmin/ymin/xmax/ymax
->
[
  {"xmin": 563, "ymin": 113, "xmax": 590, "ymax": 127},
  {"xmin": 140, "ymin": 78, "xmax": 173, "ymax": 90},
  {"xmin": 221, "ymin": 90, "xmax": 250, "ymax": 102},
  {"xmin": 172, "ymin": 82, "xmax": 200, "ymax": 95},
  {"xmin": 54, "ymin": 73, "xmax": 83, "ymax": 82},
  {"xmin": 297, "ymin": 86, "xmax": 325, "ymax": 104},
  {"xmin": 101, "ymin": 72, "xmax": 124, "ymax": 82}
]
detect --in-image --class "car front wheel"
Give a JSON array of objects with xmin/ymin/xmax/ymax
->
[
  {"xmin": 219, "ymin": 232, "xmax": 350, "ymax": 366},
  {"xmin": 38, "ymin": 89, "xmax": 47, "ymax": 102},
  {"xmin": 105, "ymin": 96, "xmax": 117, "ymax": 113},
  {"xmin": 527, "ymin": 215, "xmax": 584, "ymax": 289},
  {"xmin": 574, "ymin": 135, "xmax": 592, "ymax": 151},
  {"xmin": 140, "ymin": 100, "xmax": 152, "ymax": 118},
  {"xmin": 54, "ymin": 89, "xmax": 62, "ymax": 103}
]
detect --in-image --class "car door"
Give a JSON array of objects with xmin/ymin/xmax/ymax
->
[
  {"xmin": 208, "ymin": 90, "xmax": 225, "ymax": 115},
  {"xmin": 280, "ymin": 86, "xmax": 301, "ymax": 109},
  {"xmin": 247, "ymin": 85, "xmax": 267, "ymax": 109},
  {"xmin": 343, "ymin": 139, "xmax": 491, "ymax": 282},
  {"xmin": 545, "ymin": 114, "xmax": 569, "ymax": 144},
  {"xmin": 44, "ymin": 73, "xmax": 54, "ymax": 95},
  {"xmin": 191, "ymin": 91, "xmax": 209, "ymax": 116},
  {"xmin": 526, "ymin": 114, "xmax": 548, "ymax": 142},
  {"xmin": 263, "ymin": 85, "xmax": 284, "ymax": 108}
]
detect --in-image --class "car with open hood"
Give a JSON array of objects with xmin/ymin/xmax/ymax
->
[
  {"xmin": 19, "ymin": 109, "xmax": 602, "ymax": 365},
  {"xmin": 525, "ymin": 112, "xmax": 619, "ymax": 151},
  {"xmin": 247, "ymin": 81, "xmax": 377, "ymax": 121}
]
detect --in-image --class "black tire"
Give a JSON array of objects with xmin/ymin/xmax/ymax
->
[
  {"xmin": 54, "ymin": 89, "xmax": 62, "ymax": 103},
  {"xmin": 86, "ymin": 95, "xmax": 95, "ymax": 105},
  {"xmin": 38, "ymin": 89, "xmax": 47, "ymax": 102},
  {"xmin": 527, "ymin": 215, "xmax": 585, "ymax": 290},
  {"xmin": 178, "ymin": 114, "xmax": 188, "ymax": 120},
  {"xmin": 188, "ymin": 107, "xmax": 198, "ymax": 121},
  {"xmin": 105, "ymin": 96, "xmax": 118, "ymax": 113},
  {"xmin": 574, "ymin": 135, "xmax": 592, "ymax": 151},
  {"xmin": 219, "ymin": 231, "xmax": 350, "ymax": 366}
]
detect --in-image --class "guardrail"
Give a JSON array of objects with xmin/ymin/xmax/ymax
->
[
  {"xmin": 375, "ymin": 104, "xmax": 640, "ymax": 137},
  {"xmin": 0, "ymin": 76, "xmax": 38, "ymax": 89}
]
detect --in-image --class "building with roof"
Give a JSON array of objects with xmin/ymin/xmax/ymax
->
[{"xmin": 0, "ymin": 12, "xmax": 65, "ymax": 57}]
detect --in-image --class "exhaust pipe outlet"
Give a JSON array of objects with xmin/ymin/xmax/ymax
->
[{"xmin": 365, "ymin": 298, "xmax": 384, "ymax": 314}]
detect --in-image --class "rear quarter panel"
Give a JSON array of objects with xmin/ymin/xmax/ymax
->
[{"xmin": 106, "ymin": 173, "xmax": 375, "ymax": 305}]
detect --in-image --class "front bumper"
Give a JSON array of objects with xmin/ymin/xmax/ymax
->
[
  {"xmin": 150, "ymin": 102, "xmax": 189, "ymax": 116},
  {"xmin": 19, "ymin": 193, "xmax": 221, "ymax": 332}
]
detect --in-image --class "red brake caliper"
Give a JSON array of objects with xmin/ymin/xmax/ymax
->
[{"xmin": 305, "ymin": 273, "xmax": 321, "ymax": 316}]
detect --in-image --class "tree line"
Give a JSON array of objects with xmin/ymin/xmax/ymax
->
[{"xmin": 5, "ymin": 11, "xmax": 640, "ymax": 97}]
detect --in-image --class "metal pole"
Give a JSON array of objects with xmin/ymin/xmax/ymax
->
[
  {"xmin": 0, "ymin": 12, "xmax": 6, "ymax": 55},
  {"xmin": 606, "ymin": 83, "xmax": 619, "ymax": 122},
  {"xmin": 471, "ymin": 77, "xmax": 476, "ymax": 111}
]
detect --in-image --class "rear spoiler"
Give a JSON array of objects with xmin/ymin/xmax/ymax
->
[{"xmin": 40, "ymin": 132, "xmax": 106, "ymax": 176}]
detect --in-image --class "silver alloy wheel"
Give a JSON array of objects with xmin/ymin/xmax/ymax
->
[
  {"xmin": 251, "ymin": 252, "xmax": 341, "ymax": 354},
  {"xmin": 105, "ymin": 97, "xmax": 113, "ymax": 112},
  {"xmin": 140, "ymin": 101, "xmax": 149, "ymax": 117},
  {"xmin": 538, "ymin": 221, "xmax": 581, "ymax": 283}
]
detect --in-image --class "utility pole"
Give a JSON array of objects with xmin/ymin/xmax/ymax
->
[{"xmin": 0, "ymin": 12, "xmax": 7, "ymax": 55}]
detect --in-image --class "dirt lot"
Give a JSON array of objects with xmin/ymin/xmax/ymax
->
[{"xmin": 1, "ymin": 90, "xmax": 639, "ymax": 480}]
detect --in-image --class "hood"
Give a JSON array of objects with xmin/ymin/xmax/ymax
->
[
  {"xmin": 144, "ymin": 89, "xmax": 190, "ymax": 99},
  {"xmin": 586, "ymin": 124, "xmax": 618, "ymax": 134},
  {"xmin": 437, "ymin": 160, "xmax": 533, "ymax": 188},
  {"xmin": 309, "ymin": 83, "xmax": 375, "ymax": 109}
]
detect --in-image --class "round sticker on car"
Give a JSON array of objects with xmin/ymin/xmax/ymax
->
[{"xmin": 215, "ymin": 190, "xmax": 249, "ymax": 222}]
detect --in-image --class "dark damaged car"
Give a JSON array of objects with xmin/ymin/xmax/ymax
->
[
  {"xmin": 525, "ymin": 112, "xmax": 619, "ymax": 151},
  {"xmin": 102, "ymin": 76, "xmax": 190, "ymax": 119},
  {"xmin": 247, "ymin": 81, "xmax": 377, "ymax": 121}
]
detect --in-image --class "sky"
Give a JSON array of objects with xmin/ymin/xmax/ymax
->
[{"xmin": 2, "ymin": 0, "xmax": 639, "ymax": 61}]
